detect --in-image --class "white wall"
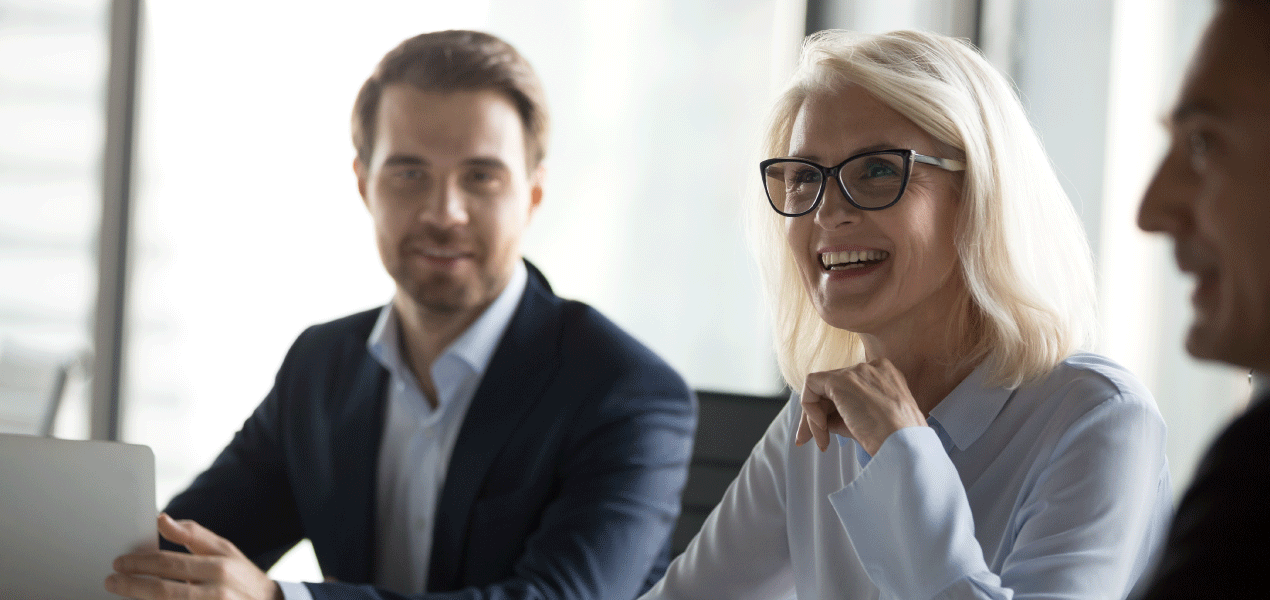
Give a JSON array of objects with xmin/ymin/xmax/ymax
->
[
  {"xmin": 996, "ymin": 0, "xmax": 1247, "ymax": 492},
  {"xmin": 122, "ymin": 0, "xmax": 803, "ymax": 581}
]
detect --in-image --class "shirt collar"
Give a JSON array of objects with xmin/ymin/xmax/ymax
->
[
  {"xmin": 367, "ymin": 260, "xmax": 529, "ymax": 379},
  {"xmin": 926, "ymin": 359, "xmax": 1014, "ymax": 451},
  {"xmin": 443, "ymin": 261, "xmax": 528, "ymax": 375}
]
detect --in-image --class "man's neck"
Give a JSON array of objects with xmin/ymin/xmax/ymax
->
[{"xmin": 392, "ymin": 294, "xmax": 493, "ymax": 408}]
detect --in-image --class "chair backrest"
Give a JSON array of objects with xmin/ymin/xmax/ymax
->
[
  {"xmin": 671, "ymin": 389, "xmax": 788, "ymax": 555},
  {"xmin": 0, "ymin": 341, "xmax": 79, "ymax": 437}
]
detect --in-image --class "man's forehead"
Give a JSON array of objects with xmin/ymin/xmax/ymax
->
[
  {"xmin": 1178, "ymin": 5, "xmax": 1270, "ymax": 123},
  {"xmin": 374, "ymin": 86, "xmax": 527, "ymax": 162}
]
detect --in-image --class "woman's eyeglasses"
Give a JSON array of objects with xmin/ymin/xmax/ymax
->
[{"xmin": 760, "ymin": 149, "xmax": 966, "ymax": 216}]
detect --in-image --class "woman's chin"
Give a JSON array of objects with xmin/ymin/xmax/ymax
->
[{"xmin": 812, "ymin": 305, "xmax": 877, "ymax": 334}]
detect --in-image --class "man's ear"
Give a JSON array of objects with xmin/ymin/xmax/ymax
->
[
  {"xmin": 528, "ymin": 163, "xmax": 546, "ymax": 215},
  {"xmin": 353, "ymin": 157, "xmax": 370, "ymax": 206}
]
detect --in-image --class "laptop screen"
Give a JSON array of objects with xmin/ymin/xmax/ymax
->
[{"xmin": 0, "ymin": 433, "xmax": 158, "ymax": 600}]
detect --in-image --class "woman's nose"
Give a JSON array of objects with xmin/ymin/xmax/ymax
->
[{"xmin": 813, "ymin": 178, "xmax": 862, "ymax": 229}]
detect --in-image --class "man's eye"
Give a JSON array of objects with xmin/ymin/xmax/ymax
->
[
  {"xmin": 394, "ymin": 168, "xmax": 426, "ymax": 181},
  {"xmin": 463, "ymin": 168, "xmax": 508, "ymax": 193},
  {"xmin": 1188, "ymin": 131, "xmax": 1210, "ymax": 173}
]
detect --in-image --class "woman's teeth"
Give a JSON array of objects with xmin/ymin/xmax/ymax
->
[{"xmin": 819, "ymin": 249, "xmax": 889, "ymax": 270}]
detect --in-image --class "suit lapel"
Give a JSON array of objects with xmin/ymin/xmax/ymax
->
[
  {"xmin": 322, "ymin": 346, "xmax": 389, "ymax": 584},
  {"xmin": 427, "ymin": 264, "xmax": 562, "ymax": 590}
]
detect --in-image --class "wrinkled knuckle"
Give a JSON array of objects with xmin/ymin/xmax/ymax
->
[
  {"xmin": 183, "ymin": 557, "xmax": 206, "ymax": 581},
  {"xmin": 107, "ymin": 576, "xmax": 132, "ymax": 595},
  {"xmin": 155, "ymin": 553, "xmax": 179, "ymax": 574},
  {"xmin": 212, "ymin": 558, "xmax": 233, "ymax": 580},
  {"xmin": 127, "ymin": 577, "xmax": 151, "ymax": 597},
  {"xmin": 159, "ymin": 577, "xmax": 186, "ymax": 600}
]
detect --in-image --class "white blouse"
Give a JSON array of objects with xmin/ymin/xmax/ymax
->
[{"xmin": 642, "ymin": 353, "xmax": 1172, "ymax": 600}]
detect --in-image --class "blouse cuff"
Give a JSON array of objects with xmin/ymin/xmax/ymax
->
[{"xmin": 828, "ymin": 426, "xmax": 999, "ymax": 599}]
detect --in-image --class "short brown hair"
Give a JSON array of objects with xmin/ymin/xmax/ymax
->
[{"xmin": 351, "ymin": 30, "xmax": 549, "ymax": 169}]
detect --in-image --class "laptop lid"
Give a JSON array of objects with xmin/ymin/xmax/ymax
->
[{"xmin": 0, "ymin": 433, "xmax": 158, "ymax": 600}]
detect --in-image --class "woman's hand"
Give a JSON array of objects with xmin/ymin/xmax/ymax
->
[{"xmin": 795, "ymin": 358, "xmax": 927, "ymax": 455}]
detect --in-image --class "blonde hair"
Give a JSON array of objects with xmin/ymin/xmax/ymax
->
[{"xmin": 750, "ymin": 30, "xmax": 1096, "ymax": 390}]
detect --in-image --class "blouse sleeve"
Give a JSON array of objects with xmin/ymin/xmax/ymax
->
[
  {"xmin": 829, "ymin": 394, "xmax": 1170, "ymax": 600},
  {"xmin": 638, "ymin": 398, "xmax": 799, "ymax": 600}
]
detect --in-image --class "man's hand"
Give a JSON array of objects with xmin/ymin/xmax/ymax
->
[
  {"xmin": 105, "ymin": 513, "xmax": 282, "ymax": 600},
  {"xmin": 795, "ymin": 358, "xmax": 926, "ymax": 455}
]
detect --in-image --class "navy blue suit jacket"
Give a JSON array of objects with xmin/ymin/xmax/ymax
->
[
  {"xmin": 1137, "ymin": 391, "xmax": 1270, "ymax": 600},
  {"xmin": 164, "ymin": 262, "xmax": 696, "ymax": 600}
]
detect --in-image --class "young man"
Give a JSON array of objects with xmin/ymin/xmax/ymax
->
[
  {"xmin": 107, "ymin": 30, "xmax": 696, "ymax": 600},
  {"xmin": 1136, "ymin": 1, "xmax": 1270, "ymax": 597}
]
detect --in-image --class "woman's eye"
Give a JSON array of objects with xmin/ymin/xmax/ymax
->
[
  {"xmin": 862, "ymin": 162, "xmax": 899, "ymax": 179},
  {"xmin": 785, "ymin": 166, "xmax": 820, "ymax": 190}
]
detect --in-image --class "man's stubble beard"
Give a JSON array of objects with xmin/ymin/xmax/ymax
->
[{"xmin": 402, "ymin": 270, "xmax": 486, "ymax": 316}]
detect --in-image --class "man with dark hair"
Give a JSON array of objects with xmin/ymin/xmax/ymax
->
[
  {"xmin": 1136, "ymin": 1, "xmax": 1270, "ymax": 597},
  {"xmin": 107, "ymin": 30, "xmax": 696, "ymax": 600}
]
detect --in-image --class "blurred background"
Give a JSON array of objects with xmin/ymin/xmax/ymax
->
[{"xmin": 0, "ymin": 0, "xmax": 1247, "ymax": 582}]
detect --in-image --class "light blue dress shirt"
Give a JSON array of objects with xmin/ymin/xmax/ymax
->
[
  {"xmin": 278, "ymin": 262, "xmax": 527, "ymax": 600},
  {"xmin": 640, "ymin": 352, "xmax": 1172, "ymax": 600}
]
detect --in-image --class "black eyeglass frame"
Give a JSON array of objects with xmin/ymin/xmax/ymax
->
[{"xmin": 760, "ymin": 149, "xmax": 967, "ymax": 216}]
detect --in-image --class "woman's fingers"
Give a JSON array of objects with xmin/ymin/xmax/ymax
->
[
  {"xmin": 796, "ymin": 410, "xmax": 814, "ymax": 447},
  {"xmin": 799, "ymin": 387, "xmax": 832, "ymax": 451},
  {"xmin": 801, "ymin": 359, "xmax": 925, "ymax": 455}
]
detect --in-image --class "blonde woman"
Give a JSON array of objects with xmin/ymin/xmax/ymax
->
[{"xmin": 641, "ymin": 30, "xmax": 1170, "ymax": 599}]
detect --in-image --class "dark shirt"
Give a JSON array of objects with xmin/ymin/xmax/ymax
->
[{"xmin": 1139, "ymin": 390, "xmax": 1270, "ymax": 599}]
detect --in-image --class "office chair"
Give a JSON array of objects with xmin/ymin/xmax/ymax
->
[
  {"xmin": 671, "ymin": 389, "xmax": 788, "ymax": 555},
  {"xmin": 0, "ymin": 341, "xmax": 86, "ymax": 437}
]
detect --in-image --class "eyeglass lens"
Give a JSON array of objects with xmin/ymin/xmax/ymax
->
[{"xmin": 764, "ymin": 153, "xmax": 908, "ymax": 214}]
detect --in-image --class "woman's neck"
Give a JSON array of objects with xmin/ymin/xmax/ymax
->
[{"xmin": 859, "ymin": 310, "xmax": 979, "ymax": 415}]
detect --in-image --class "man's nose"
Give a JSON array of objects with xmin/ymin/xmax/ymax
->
[
  {"xmin": 1138, "ymin": 154, "xmax": 1190, "ymax": 235},
  {"xmin": 420, "ymin": 178, "xmax": 470, "ymax": 226}
]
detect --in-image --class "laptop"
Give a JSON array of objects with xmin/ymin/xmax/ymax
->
[{"xmin": 0, "ymin": 433, "xmax": 158, "ymax": 600}]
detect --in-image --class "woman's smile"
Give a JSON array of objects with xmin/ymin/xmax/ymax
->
[{"xmin": 784, "ymin": 85, "xmax": 963, "ymax": 337}]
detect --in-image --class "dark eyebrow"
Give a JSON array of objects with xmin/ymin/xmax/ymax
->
[
  {"xmin": 1170, "ymin": 100, "xmax": 1224, "ymax": 125},
  {"xmin": 380, "ymin": 155, "xmax": 511, "ymax": 171},
  {"xmin": 382, "ymin": 154, "xmax": 426, "ymax": 167},
  {"xmin": 463, "ymin": 157, "xmax": 511, "ymax": 170}
]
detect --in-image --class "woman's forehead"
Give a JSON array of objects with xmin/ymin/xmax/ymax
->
[{"xmin": 787, "ymin": 88, "xmax": 934, "ymax": 159}]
